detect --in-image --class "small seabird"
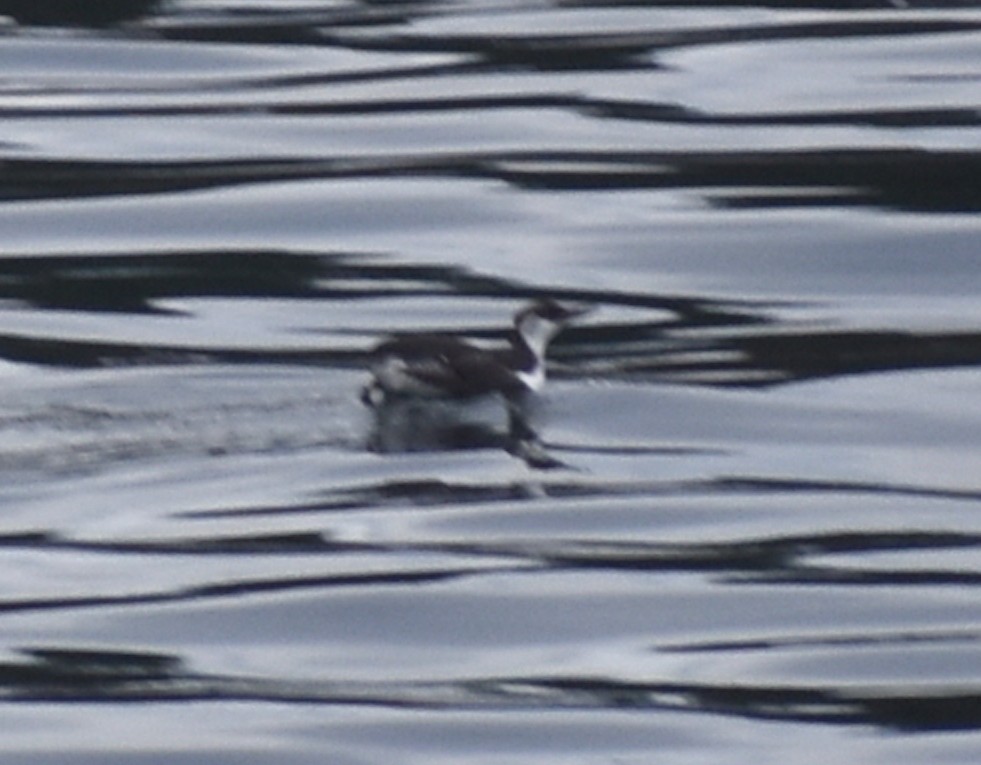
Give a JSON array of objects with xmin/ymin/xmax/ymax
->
[{"xmin": 361, "ymin": 299, "xmax": 590, "ymax": 407}]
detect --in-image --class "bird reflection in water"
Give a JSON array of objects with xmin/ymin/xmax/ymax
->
[{"xmin": 366, "ymin": 395, "xmax": 567, "ymax": 470}]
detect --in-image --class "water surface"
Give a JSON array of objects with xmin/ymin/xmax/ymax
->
[{"xmin": 1, "ymin": 1, "xmax": 980, "ymax": 763}]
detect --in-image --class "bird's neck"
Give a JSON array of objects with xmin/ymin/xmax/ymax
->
[
  {"xmin": 508, "ymin": 326, "xmax": 554, "ymax": 393},
  {"xmin": 515, "ymin": 315, "xmax": 557, "ymax": 363},
  {"xmin": 507, "ymin": 329, "xmax": 543, "ymax": 391}
]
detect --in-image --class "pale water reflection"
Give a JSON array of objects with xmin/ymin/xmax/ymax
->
[{"xmin": 0, "ymin": 2, "xmax": 979, "ymax": 764}]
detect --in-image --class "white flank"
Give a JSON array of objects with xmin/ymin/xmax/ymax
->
[{"xmin": 374, "ymin": 356, "xmax": 441, "ymax": 396}]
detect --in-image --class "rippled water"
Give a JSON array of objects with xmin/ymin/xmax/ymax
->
[{"xmin": 1, "ymin": 1, "xmax": 980, "ymax": 763}]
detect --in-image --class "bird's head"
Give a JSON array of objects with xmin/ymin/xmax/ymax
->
[{"xmin": 514, "ymin": 299, "xmax": 592, "ymax": 355}]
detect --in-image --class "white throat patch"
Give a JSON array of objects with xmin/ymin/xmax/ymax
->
[{"xmin": 518, "ymin": 314, "xmax": 559, "ymax": 361}]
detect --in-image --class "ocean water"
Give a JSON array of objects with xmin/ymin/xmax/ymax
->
[{"xmin": 0, "ymin": 1, "xmax": 980, "ymax": 763}]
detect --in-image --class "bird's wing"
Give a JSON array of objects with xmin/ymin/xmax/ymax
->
[
  {"xmin": 370, "ymin": 335, "xmax": 475, "ymax": 395},
  {"xmin": 451, "ymin": 348, "xmax": 527, "ymax": 398},
  {"xmin": 371, "ymin": 334, "xmax": 464, "ymax": 360}
]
